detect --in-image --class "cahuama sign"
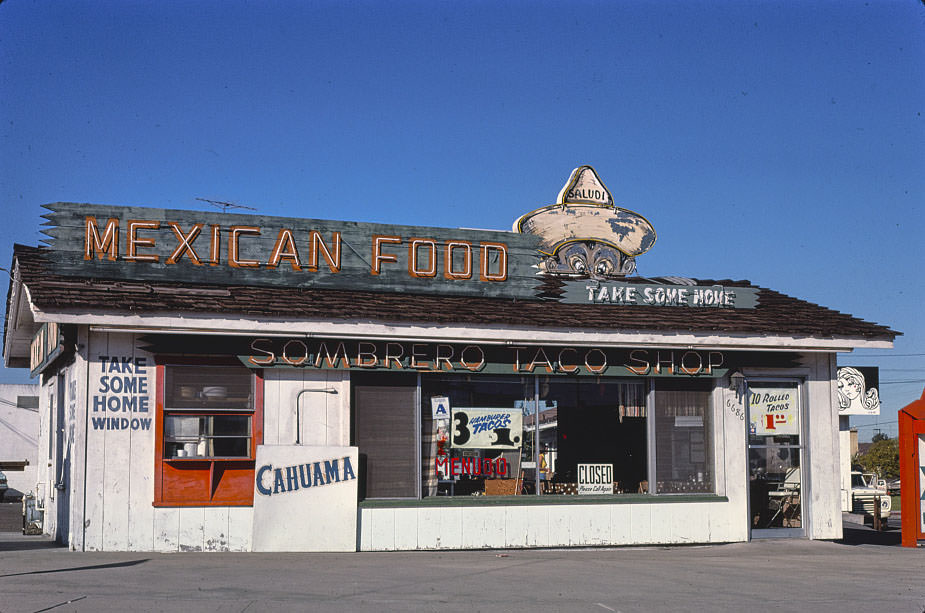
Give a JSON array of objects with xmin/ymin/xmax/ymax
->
[
  {"xmin": 255, "ymin": 455, "xmax": 357, "ymax": 497},
  {"xmin": 251, "ymin": 445, "xmax": 359, "ymax": 552}
]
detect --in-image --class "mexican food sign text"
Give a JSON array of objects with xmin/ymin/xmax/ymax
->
[{"xmin": 42, "ymin": 203, "xmax": 537, "ymax": 300}]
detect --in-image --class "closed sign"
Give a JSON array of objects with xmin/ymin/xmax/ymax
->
[{"xmin": 578, "ymin": 463, "xmax": 613, "ymax": 495}]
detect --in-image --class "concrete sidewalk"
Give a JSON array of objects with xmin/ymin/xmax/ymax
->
[{"xmin": 0, "ymin": 529, "xmax": 922, "ymax": 613}]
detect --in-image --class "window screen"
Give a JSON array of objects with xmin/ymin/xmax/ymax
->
[{"xmin": 354, "ymin": 384, "xmax": 418, "ymax": 498}]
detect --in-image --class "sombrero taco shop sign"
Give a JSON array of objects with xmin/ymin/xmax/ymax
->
[{"xmin": 40, "ymin": 166, "xmax": 758, "ymax": 308}]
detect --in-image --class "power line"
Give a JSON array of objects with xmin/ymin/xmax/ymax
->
[
  {"xmin": 0, "ymin": 415, "xmax": 37, "ymax": 446},
  {"xmin": 848, "ymin": 417, "xmax": 901, "ymax": 428}
]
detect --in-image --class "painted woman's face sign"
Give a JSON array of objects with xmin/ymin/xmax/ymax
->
[{"xmin": 838, "ymin": 376, "xmax": 861, "ymax": 400}]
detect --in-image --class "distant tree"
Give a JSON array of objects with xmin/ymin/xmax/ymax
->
[
  {"xmin": 871, "ymin": 432, "xmax": 889, "ymax": 442},
  {"xmin": 855, "ymin": 437, "xmax": 899, "ymax": 480}
]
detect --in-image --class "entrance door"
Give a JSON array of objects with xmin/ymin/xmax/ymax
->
[{"xmin": 747, "ymin": 381, "xmax": 805, "ymax": 538}]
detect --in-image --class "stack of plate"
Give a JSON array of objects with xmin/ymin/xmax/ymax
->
[{"xmin": 201, "ymin": 386, "xmax": 227, "ymax": 399}]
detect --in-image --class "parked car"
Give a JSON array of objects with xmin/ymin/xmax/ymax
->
[
  {"xmin": 886, "ymin": 479, "xmax": 901, "ymax": 495},
  {"xmin": 850, "ymin": 471, "xmax": 891, "ymax": 520},
  {"xmin": 0, "ymin": 471, "xmax": 7, "ymax": 502}
]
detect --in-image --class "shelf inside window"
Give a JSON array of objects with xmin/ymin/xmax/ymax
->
[
  {"xmin": 157, "ymin": 363, "xmax": 261, "ymax": 508},
  {"xmin": 165, "ymin": 457, "xmax": 253, "ymax": 463}
]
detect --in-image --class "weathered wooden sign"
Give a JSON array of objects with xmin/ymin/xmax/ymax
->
[
  {"xmin": 568, "ymin": 281, "xmax": 760, "ymax": 309},
  {"xmin": 142, "ymin": 334, "xmax": 799, "ymax": 377},
  {"xmin": 39, "ymin": 167, "xmax": 761, "ymax": 308},
  {"xmin": 30, "ymin": 322, "xmax": 63, "ymax": 377},
  {"xmin": 41, "ymin": 202, "xmax": 544, "ymax": 300}
]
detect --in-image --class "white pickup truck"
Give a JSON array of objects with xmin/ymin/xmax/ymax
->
[{"xmin": 850, "ymin": 471, "xmax": 891, "ymax": 520}]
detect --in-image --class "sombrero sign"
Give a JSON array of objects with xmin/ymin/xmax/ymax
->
[
  {"xmin": 514, "ymin": 165, "xmax": 657, "ymax": 278},
  {"xmin": 515, "ymin": 165, "xmax": 758, "ymax": 309}
]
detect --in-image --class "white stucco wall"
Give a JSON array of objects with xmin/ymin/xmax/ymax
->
[
  {"xmin": 359, "ymin": 500, "xmax": 736, "ymax": 550},
  {"xmin": 0, "ymin": 382, "xmax": 39, "ymax": 498},
  {"xmin": 54, "ymin": 330, "xmax": 845, "ymax": 552},
  {"xmin": 70, "ymin": 331, "xmax": 254, "ymax": 551},
  {"xmin": 804, "ymin": 352, "xmax": 843, "ymax": 540},
  {"xmin": 262, "ymin": 369, "xmax": 349, "ymax": 447},
  {"xmin": 71, "ymin": 332, "xmax": 352, "ymax": 552}
]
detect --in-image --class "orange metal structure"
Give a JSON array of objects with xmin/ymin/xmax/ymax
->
[{"xmin": 898, "ymin": 387, "xmax": 925, "ymax": 547}]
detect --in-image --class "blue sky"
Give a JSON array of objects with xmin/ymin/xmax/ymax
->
[{"xmin": 1, "ymin": 0, "xmax": 922, "ymax": 440}]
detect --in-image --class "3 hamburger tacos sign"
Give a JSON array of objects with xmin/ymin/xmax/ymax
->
[{"xmin": 39, "ymin": 166, "xmax": 758, "ymax": 308}]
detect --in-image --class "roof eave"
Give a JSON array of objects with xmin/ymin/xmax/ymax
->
[
  {"xmin": 3, "ymin": 259, "xmax": 38, "ymax": 368},
  {"xmin": 26, "ymin": 305, "xmax": 895, "ymax": 352}
]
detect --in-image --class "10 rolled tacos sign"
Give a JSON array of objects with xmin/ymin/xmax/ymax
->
[{"xmin": 39, "ymin": 166, "xmax": 759, "ymax": 307}]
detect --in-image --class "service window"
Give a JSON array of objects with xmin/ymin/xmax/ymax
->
[{"xmin": 155, "ymin": 364, "xmax": 263, "ymax": 506}]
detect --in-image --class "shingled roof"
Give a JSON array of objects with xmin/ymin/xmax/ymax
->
[{"xmin": 7, "ymin": 244, "xmax": 898, "ymax": 341}]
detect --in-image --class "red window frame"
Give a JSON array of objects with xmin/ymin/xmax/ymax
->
[{"xmin": 153, "ymin": 358, "xmax": 264, "ymax": 507}]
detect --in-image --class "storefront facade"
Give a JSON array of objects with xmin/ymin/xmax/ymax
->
[{"xmin": 3, "ymin": 167, "xmax": 896, "ymax": 551}]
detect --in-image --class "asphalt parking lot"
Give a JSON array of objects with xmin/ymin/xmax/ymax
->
[{"xmin": 0, "ymin": 508, "xmax": 922, "ymax": 613}]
